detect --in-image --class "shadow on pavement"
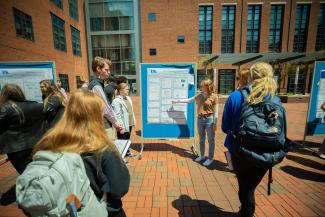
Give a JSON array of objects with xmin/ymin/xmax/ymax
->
[
  {"xmin": 280, "ymin": 165, "xmax": 325, "ymax": 182},
  {"xmin": 0, "ymin": 185, "xmax": 16, "ymax": 205},
  {"xmin": 285, "ymin": 154, "xmax": 324, "ymax": 171},
  {"xmin": 172, "ymin": 194, "xmax": 237, "ymax": 217},
  {"xmin": 131, "ymin": 143, "xmax": 230, "ymax": 172}
]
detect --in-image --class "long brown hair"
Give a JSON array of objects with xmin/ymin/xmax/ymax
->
[
  {"xmin": 40, "ymin": 80, "xmax": 66, "ymax": 106},
  {"xmin": 0, "ymin": 83, "xmax": 26, "ymax": 106},
  {"xmin": 33, "ymin": 90, "xmax": 117, "ymax": 155}
]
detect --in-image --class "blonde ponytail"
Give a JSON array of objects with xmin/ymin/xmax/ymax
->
[{"xmin": 246, "ymin": 62, "xmax": 277, "ymax": 105}]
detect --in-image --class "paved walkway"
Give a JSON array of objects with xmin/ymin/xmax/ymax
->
[{"xmin": 1, "ymin": 97, "xmax": 324, "ymax": 217}]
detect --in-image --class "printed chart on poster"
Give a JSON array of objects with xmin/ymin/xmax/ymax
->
[
  {"xmin": 141, "ymin": 64, "xmax": 196, "ymax": 138},
  {"xmin": 306, "ymin": 61, "xmax": 325, "ymax": 135},
  {"xmin": 0, "ymin": 62, "xmax": 55, "ymax": 102}
]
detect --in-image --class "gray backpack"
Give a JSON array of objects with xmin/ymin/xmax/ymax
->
[{"xmin": 16, "ymin": 151, "xmax": 108, "ymax": 217}]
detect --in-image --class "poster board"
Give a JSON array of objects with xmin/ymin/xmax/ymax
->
[
  {"xmin": 0, "ymin": 62, "xmax": 55, "ymax": 102},
  {"xmin": 306, "ymin": 61, "xmax": 325, "ymax": 136},
  {"xmin": 140, "ymin": 63, "xmax": 196, "ymax": 138}
]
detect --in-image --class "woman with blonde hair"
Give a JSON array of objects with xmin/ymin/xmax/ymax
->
[
  {"xmin": 39, "ymin": 80, "xmax": 66, "ymax": 129},
  {"xmin": 112, "ymin": 82, "xmax": 136, "ymax": 157},
  {"xmin": 33, "ymin": 90, "xmax": 130, "ymax": 217},
  {"xmin": 172, "ymin": 79, "xmax": 218, "ymax": 167},
  {"xmin": 222, "ymin": 62, "xmax": 286, "ymax": 217}
]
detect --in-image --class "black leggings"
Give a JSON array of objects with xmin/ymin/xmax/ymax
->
[{"xmin": 232, "ymin": 155, "xmax": 268, "ymax": 217}]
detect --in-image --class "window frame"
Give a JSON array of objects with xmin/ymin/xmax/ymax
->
[
  {"xmin": 69, "ymin": 0, "xmax": 79, "ymax": 21},
  {"xmin": 221, "ymin": 5, "xmax": 236, "ymax": 53},
  {"xmin": 246, "ymin": 5, "xmax": 261, "ymax": 53},
  {"xmin": 293, "ymin": 4, "xmax": 310, "ymax": 52},
  {"xmin": 199, "ymin": 5, "xmax": 213, "ymax": 54},
  {"xmin": 218, "ymin": 69, "xmax": 235, "ymax": 94},
  {"xmin": 51, "ymin": 13, "xmax": 67, "ymax": 52},
  {"xmin": 59, "ymin": 74, "xmax": 70, "ymax": 92},
  {"xmin": 13, "ymin": 8, "xmax": 35, "ymax": 41},
  {"xmin": 269, "ymin": 4, "xmax": 285, "ymax": 53},
  {"xmin": 70, "ymin": 25, "xmax": 81, "ymax": 56}
]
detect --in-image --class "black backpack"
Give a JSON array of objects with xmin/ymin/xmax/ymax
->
[{"xmin": 232, "ymin": 88, "xmax": 288, "ymax": 195}]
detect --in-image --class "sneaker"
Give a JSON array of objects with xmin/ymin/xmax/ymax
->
[
  {"xmin": 203, "ymin": 158, "xmax": 213, "ymax": 166},
  {"xmin": 194, "ymin": 156, "xmax": 205, "ymax": 162},
  {"xmin": 319, "ymin": 153, "xmax": 325, "ymax": 160}
]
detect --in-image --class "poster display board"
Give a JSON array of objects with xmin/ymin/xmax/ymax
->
[
  {"xmin": 306, "ymin": 61, "xmax": 325, "ymax": 136},
  {"xmin": 0, "ymin": 62, "xmax": 55, "ymax": 102},
  {"xmin": 141, "ymin": 64, "xmax": 196, "ymax": 138}
]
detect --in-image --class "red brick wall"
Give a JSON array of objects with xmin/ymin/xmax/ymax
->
[{"xmin": 0, "ymin": 0, "xmax": 89, "ymax": 92}]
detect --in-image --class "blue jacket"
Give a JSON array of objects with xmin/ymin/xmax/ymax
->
[
  {"xmin": 222, "ymin": 86, "xmax": 285, "ymax": 154},
  {"xmin": 221, "ymin": 88, "xmax": 248, "ymax": 153}
]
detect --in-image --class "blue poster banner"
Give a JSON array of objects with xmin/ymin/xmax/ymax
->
[
  {"xmin": 141, "ymin": 63, "xmax": 196, "ymax": 138},
  {"xmin": 306, "ymin": 61, "xmax": 325, "ymax": 136},
  {"xmin": 0, "ymin": 62, "xmax": 55, "ymax": 102}
]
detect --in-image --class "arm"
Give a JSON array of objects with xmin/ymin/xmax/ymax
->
[
  {"xmin": 111, "ymin": 99, "xmax": 124, "ymax": 132},
  {"xmin": 221, "ymin": 96, "xmax": 233, "ymax": 134},
  {"xmin": 0, "ymin": 106, "xmax": 10, "ymax": 134},
  {"xmin": 92, "ymin": 85, "xmax": 119, "ymax": 128},
  {"xmin": 213, "ymin": 95, "xmax": 219, "ymax": 130},
  {"xmin": 101, "ymin": 150, "xmax": 130, "ymax": 199},
  {"xmin": 172, "ymin": 96, "xmax": 195, "ymax": 104},
  {"xmin": 44, "ymin": 96, "xmax": 61, "ymax": 122}
]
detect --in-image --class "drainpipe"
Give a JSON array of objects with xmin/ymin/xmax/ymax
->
[
  {"xmin": 287, "ymin": 0, "xmax": 293, "ymax": 52},
  {"xmin": 239, "ymin": 0, "xmax": 244, "ymax": 53}
]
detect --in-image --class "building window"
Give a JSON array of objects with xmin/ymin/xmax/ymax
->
[
  {"xmin": 50, "ymin": 0, "xmax": 63, "ymax": 9},
  {"xmin": 76, "ymin": 75, "xmax": 82, "ymax": 88},
  {"xmin": 71, "ymin": 26, "xmax": 81, "ymax": 56},
  {"xmin": 316, "ymin": 4, "xmax": 325, "ymax": 51},
  {"xmin": 59, "ymin": 74, "xmax": 69, "ymax": 92},
  {"xmin": 51, "ymin": 14, "xmax": 66, "ymax": 51},
  {"xmin": 218, "ymin": 69, "xmax": 235, "ymax": 94},
  {"xmin": 13, "ymin": 8, "xmax": 34, "ymax": 41},
  {"xmin": 149, "ymin": 48, "xmax": 156, "ymax": 56},
  {"xmin": 287, "ymin": 72, "xmax": 306, "ymax": 94},
  {"xmin": 221, "ymin": 5, "xmax": 235, "ymax": 53},
  {"xmin": 89, "ymin": 2, "xmax": 134, "ymax": 31},
  {"xmin": 199, "ymin": 6, "xmax": 213, "ymax": 54},
  {"xmin": 246, "ymin": 5, "xmax": 261, "ymax": 53},
  {"xmin": 177, "ymin": 36, "xmax": 185, "ymax": 44},
  {"xmin": 91, "ymin": 34, "xmax": 136, "ymax": 75},
  {"xmin": 69, "ymin": 0, "xmax": 79, "ymax": 21},
  {"xmin": 269, "ymin": 5, "xmax": 284, "ymax": 52},
  {"xmin": 293, "ymin": 4, "xmax": 310, "ymax": 52},
  {"xmin": 148, "ymin": 13, "xmax": 156, "ymax": 22}
]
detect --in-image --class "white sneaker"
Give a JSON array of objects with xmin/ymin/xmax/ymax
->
[
  {"xmin": 194, "ymin": 156, "xmax": 205, "ymax": 162},
  {"xmin": 203, "ymin": 158, "xmax": 213, "ymax": 166}
]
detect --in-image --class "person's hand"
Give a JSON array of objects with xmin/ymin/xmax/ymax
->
[
  {"xmin": 213, "ymin": 123, "xmax": 217, "ymax": 132},
  {"xmin": 171, "ymin": 99, "xmax": 180, "ymax": 104},
  {"xmin": 113, "ymin": 122, "xmax": 122, "ymax": 130},
  {"xmin": 120, "ymin": 128, "xmax": 125, "ymax": 134}
]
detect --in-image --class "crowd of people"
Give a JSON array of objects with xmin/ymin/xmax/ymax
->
[{"xmin": 0, "ymin": 57, "xmax": 294, "ymax": 217}]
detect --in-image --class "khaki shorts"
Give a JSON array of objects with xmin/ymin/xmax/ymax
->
[{"xmin": 105, "ymin": 127, "xmax": 116, "ymax": 142}]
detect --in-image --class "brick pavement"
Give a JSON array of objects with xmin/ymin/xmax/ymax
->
[{"xmin": 0, "ymin": 96, "xmax": 324, "ymax": 217}]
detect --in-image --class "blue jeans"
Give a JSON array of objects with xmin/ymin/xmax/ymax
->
[{"xmin": 197, "ymin": 115, "xmax": 215, "ymax": 159}]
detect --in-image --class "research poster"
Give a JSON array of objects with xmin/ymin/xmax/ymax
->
[
  {"xmin": 141, "ymin": 64, "xmax": 196, "ymax": 138},
  {"xmin": 315, "ymin": 70, "xmax": 325, "ymax": 123},
  {"xmin": 306, "ymin": 61, "xmax": 325, "ymax": 135},
  {"xmin": 0, "ymin": 62, "xmax": 55, "ymax": 102},
  {"xmin": 147, "ymin": 67, "xmax": 194, "ymax": 124}
]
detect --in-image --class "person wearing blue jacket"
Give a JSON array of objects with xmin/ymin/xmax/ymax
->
[{"xmin": 222, "ymin": 62, "xmax": 285, "ymax": 217}]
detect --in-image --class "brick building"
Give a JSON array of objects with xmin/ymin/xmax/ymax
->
[
  {"xmin": 140, "ymin": 0, "xmax": 325, "ymax": 94},
  {"xmin": 0, "ymin": 0, "xmax": 89, "ymax": 92}
]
